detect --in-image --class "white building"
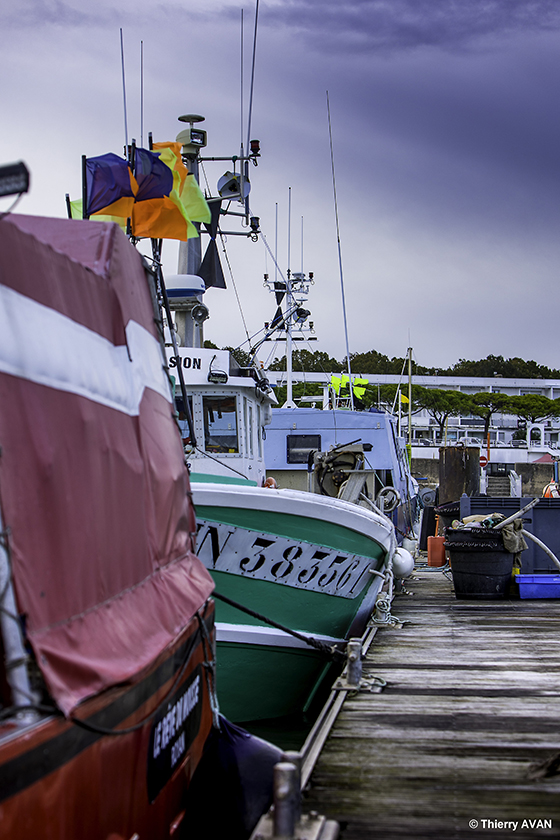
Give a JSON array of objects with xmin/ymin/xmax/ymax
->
[{"xmin": 267, "ymin": 371, "xmax": 560, "ymax": 455}]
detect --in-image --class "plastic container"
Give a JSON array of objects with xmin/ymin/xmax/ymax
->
[
  {"xmin": 427, "ymin": 535, "xmax": 446, "ymax": 567},
  {"xmin": 434, "ymin": 500, "xmax": 461, "ymax": 531},
  {"xmin": 444, "ymin": 527, "xmax": 513, "ymax": 600},
  {"xmin": 517, "ymin": 574, "xmax": 560, "ymax": 599},
  {"xmin": 459, "ymin": 496, "xmax": 560, "ymax": 574}
]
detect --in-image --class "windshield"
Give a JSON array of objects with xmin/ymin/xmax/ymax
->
[{"xmin": 203, "ymin": 395, "xmax": 239, "ymax": 453}]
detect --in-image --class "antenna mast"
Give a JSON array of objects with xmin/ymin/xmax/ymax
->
[
  {"xmin": 140, "ymin": 40, "xmax": 144, "ymax": 149},
  {"xmin": 120, "ymin": 29, "xmax": 129, "ymax": 154},
  {"xmin": 284, "ymin": 187, "xmax": 296, "ymax": 408},
  {"xmin": 245, "ymin": 0, "xmax": 260, "ymax": 159}
]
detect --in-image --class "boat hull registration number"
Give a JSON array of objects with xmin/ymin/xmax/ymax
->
[{"xmin": 196, "ymin": 520, "xmax": 380, "ymax": 599}]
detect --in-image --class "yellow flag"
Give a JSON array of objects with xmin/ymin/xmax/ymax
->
[
  {"xmin": 330, "ymin": 375, "xmax": 341, "ymax": 395},
  {"xmin": 69, "ymin": 199, "xmax": 127, "ymax": 229},
  {"xmin": 352, "ymin": 377, "xmax": 369, "ymax": 400},
  {"xmin": 400, "ymin": 393, "xmax": 410, "ymax": 404},
  {"xmin": 181, "ymin": 173, "xmax": 212, "ymax": 224},
  {"xmin": 153, "ymin": 142, "xmax": 211, "ymax": 224}
]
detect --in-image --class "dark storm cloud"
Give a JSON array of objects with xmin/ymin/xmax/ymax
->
[
  {"xmin": 345, "ymin": 43, "xmax": 560, "ymax": 195},
  {"xmin": 259, "ymin": 0, "xmax": 560, "ymax": 53}
]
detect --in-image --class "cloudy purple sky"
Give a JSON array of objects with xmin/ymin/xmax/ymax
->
[{"xmin": 1, "ymin": 0, "xmax": 559, "ymax": 369}]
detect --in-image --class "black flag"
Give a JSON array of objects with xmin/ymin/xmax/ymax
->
[{"xmin": 199, "ymin": 239, "xmax": 227, "ymax": 290}]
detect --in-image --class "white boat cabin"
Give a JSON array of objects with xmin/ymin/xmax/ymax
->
[{"xmin": 165, "ymin": 347, "xmax": 276, "ymax": 486}]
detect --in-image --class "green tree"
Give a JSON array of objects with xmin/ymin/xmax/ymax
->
[
  {"xmin": 262, "ymin": 348, "xmax": 560, "ymax": 379},
  {"xmin": 268, "ymin": 350, "xmax": 341, "ymax": 372},
  {"xmin": 362, "ymin": 383, "xmax": 424, "ymax": 414},
  {"xmin": 508, "ymin": 395, "xmax": 560, "ymax": 425},
  {"xmin": 469, "ymin": 392, "xmax": 512, "ymax": 438},
  {"xmin": 507, "ymin": 394, "xmax": 560, "ymax": 443},
  {"xmin": 448, "ymin": 355, "xmax": 560, "ymax": 379},
  {"xmin": 414, "ymin": 388, "xmax": 472, "ymax": 440},
  {"xmin": 349, "ymin": 350, "xmax": 394, "ymax": 374},
  {"xmin": 272, "ymin": 381, "xmax": 323, "ymax": 407},
  {"xmin": 224, "ymin": 346, "xmax": 251, "ymax": 368}
]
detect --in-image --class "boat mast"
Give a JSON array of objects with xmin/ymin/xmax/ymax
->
[
  {"xmin": 408, "ymin": 346, "xmax": 412, "ymax": 447},
  {"xmin": 176, "ymin": 114, "xmax": 205, "ymax": 348},
  {"xmin": 283, "ymin": 187, "xmax": 296, "ymax": 408},
  {"xmin": 407, "ymin": 346, "xmax": 413, "ymax": 462},
  {"xmin": 326, "ymin": 92, "xmax": 354, "ymax": 411},
  {"xmin": 284, "ymin": 272, "xmax": 296, "ymax": 407}
]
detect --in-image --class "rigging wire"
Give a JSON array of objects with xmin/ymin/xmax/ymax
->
[
  {"xmin": 191, "ymin": 445, "xmax": 251, "ymax": 480},
  {"xmin": 199, "ymin": 161, "xmax": 252, "ymax": 348},
  {"xmin": 326, "ymin": 90, "xmax": 354, "ymax": 411},
  {"xmin": 261, "ymin": 339, "xmax": 281, "ymax": 369},
  {"xmin": 261, "ymin": 231, "xmax": 288, "ymax": 284},
  {"xmin": 217, "ymin": 232, "xmax": 251, "ymax": 347}
]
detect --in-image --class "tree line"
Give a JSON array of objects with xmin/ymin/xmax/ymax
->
[
  {"xmin": 383, "ymin": 387, "xmax": 560, "ymax": 440},
  {"xmin": 267, "ymin": 382, "xmax": 560, "ymax": 440},
  {"xmin": 209, "ymin": 343, "xmax": 560, "ymax": 437},
  {"xmin": 266, "ymin": 349, "xmax": 560, "ymax": 380}
]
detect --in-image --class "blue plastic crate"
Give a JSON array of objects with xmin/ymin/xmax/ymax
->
[{"xmin": 517, "ymin": 574, "xmax": 560, "ymax": 599}]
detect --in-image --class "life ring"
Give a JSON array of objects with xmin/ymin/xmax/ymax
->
[
  {"xmin": 376, "ymin": 486, "xmax": 401, "ymax": 513},
  {"xmin": 543, "ymin": 481, "xmax": 560, "ymax": 498}
]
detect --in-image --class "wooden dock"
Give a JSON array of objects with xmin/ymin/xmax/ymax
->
[{"xmin": 302, "ymin": 567, "xmax": 560, "ymax": 839}]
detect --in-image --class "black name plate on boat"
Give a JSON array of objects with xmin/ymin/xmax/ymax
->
[{"xmin": 147, "ymin": 664, "xmax": 203, "ymax": 802}]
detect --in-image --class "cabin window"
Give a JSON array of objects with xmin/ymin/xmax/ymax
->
[
  {"xmin": 286, "ymin": 434, "xmax": 321, "ymax": 465},
  {"xmin": 203, "ymin": 395, "xmax": 239, "ymax": 453}
]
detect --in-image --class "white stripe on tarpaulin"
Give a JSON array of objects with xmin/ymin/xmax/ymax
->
[{"xmin": 0, "ymin": 283, "xmax": 172, "ymax": 415}]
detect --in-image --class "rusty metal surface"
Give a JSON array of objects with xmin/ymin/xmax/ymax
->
[{"xmin": 439, "ymin": 446, "xmax": 480, "ymax": 505}]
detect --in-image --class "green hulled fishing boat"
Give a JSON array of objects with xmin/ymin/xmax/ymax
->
[
  {"xmin": 191, "ymin": 478, "xmax": 396, "ymax": 720},
  {"xmin": 159, "ymin": 113, "xmax": 411, "ymax": 722}
]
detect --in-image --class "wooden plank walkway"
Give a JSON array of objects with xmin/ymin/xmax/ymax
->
[{"xmin": 303, "ymin": 567, "xmax": 560, "ymax": 839}]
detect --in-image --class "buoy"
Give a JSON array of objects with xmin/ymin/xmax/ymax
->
[{"xmin": 392, "ymin": 547, "xmax": 414, "ymax": 578}]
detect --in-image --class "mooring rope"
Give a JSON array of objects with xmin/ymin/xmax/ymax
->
[{"xmin": 212, "ymin": 590, "xmax": 346, "ymax": 662}]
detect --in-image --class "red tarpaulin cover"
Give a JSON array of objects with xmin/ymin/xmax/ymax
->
[{"xmin": 0, "ymin": 215, "xmax": 214, "ymax": 715}]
